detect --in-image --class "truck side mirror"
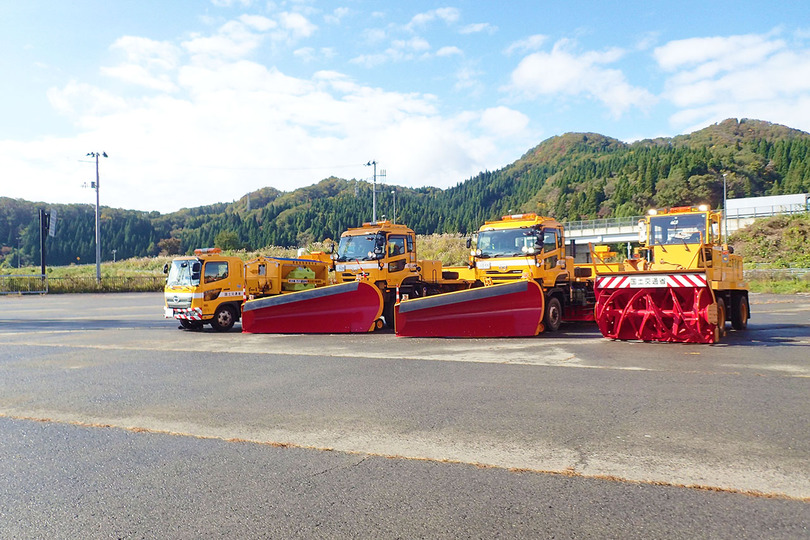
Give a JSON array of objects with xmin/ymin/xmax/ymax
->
[
  {"xmin": 466, "ymin": 237, "xmax": 472, "ymax": 249},
  {"xmin": 191, "ymin": 262, "xmax": 201, "ymax": 281},
  {"xmin": 163, "ymin": 263, "xmax": 169, "ymax": 274}
]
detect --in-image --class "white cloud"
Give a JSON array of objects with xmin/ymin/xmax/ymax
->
[
  {"xmin": 479, "ymin": 106, "xmax": 530, "ymax": 137},
  {"xmin": 278, "ymin": 12, "xmax": 317, "ymax": 41},
  {"xmin": 505, "ymin": 34, "xmax": 548, "ymax": 55},
  {"xmin": 351, "ymin": 36, "xmax": 432, "ymax": 66},
  {"xmin": 436, "ymin": 46, "xmax": 462, "ymax": 57},
  {"xmin": 654, "ymin": 34, "xmax": 784, "ymax": 72},
  {"xmin": 654, "ymin": 32, "xmax": 810, "ymax": 131},
  {"xmin": 100, "ymin": 36, "xmax": 180, "ymax": 92},
  {"xmin": 454, "ymin": 64, "xmax": 483, "ymax": 92},
  {"xmin": 460, "ymin": 23, "xmax": 496, "ymax": 35},
  {"xmin": 9, "ymin": 16, "xmax": 527, "ymax": 213},
  {"xmin": 47, "ymin": 81, "xmax": 129, "ymax": 121},
  {"xmin": 182, "ymin": 18, "xmax": 269, "ymax": 60},
  {"xmin": 211, "ymin": 0, "xmax": 253, "ymax": 6},
  {"xmin": 324, "ymin": 7, "xmax": 349, "ymax": 25},
  {"xmin": 406, "ymin": 7, "xmax": 460, "ymax": 30},
  {"xmin": 505, "ymin": 39, "xmax": 656, "ymax": 118},
  {"xmin": 294, "ymin": 46, "xmax": 336, "ymax": 63}
]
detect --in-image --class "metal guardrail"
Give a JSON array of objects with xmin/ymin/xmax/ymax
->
[
  {"xmin": 728, "ymin": 205, "xmax": 809, "ymax": 218},
  {"xmin": 564, "ymin": 206, "xmax": 809, "ymax": 236},
  {"xmin": 564, "ymin": 216, "xmax": 642, "ymax": 233},
  {"xmin": 0, "ymin": 275, "xmax": 165, "ymax": 294},
  {"xmin": 744, "ymin": 268, "xmax": 810, "ymax": 279},
  {"xmin": 0, "ymin": 274, "xmax": 48, "ymax": 294}
]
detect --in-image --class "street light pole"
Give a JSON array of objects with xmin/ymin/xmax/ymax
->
[
  {"xmin": 87, "ymin": 152, "xmax": 107, "ymax": 283},
  {"xmin": 365, "ymin": 160, "xmax": 377, "ymax": 222},
  {"xmin": 722, "ymin": 172, "xmax": 728, "ymax": 242}
]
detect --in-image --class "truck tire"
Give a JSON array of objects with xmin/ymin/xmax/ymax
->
[
  {"xmin": 544, "ymin": 296, "xmax": 562, "ymax": 332},
  {"xmin": 211, "ymin": 304, "xmax": 236, "ymax": 332},
  {"xmin": 730, "ymin": 294, "xmax": 749, "ymax": 331}
]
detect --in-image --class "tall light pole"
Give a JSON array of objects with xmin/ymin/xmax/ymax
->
[
  {"xmin": 365, "ymin": 160, "xmax": 377, "ymax": 222},
  {"xmin": 87, "ymin": 151, "xmax": 107, "ymax": 282},
  {"xmin": 391, "ymin": 189, "xmax": 396, "ymax": 224},
  {"xmin": 722, "ymin": 172, "xmax": 728, "ymax": 241}
]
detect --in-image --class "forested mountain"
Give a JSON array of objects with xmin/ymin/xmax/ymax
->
[{"xmin": 2, "ymin": 118, "xmax": 809, "ymax": 267}]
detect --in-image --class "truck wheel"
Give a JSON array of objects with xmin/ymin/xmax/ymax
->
[
  {"xmin": 179, "ymin": 320, "xmax": 203, "ymax": 330},
  {"xmin": 544, "ymin": 297, "xmax": 562, "ymax": 332},
  {"xmin": 211, "ymin": 305, "xmax": 236, "ymax": 332},
  {"xmin": 730, "ymin": 294, "xmax": 749, "ymax": 331}
]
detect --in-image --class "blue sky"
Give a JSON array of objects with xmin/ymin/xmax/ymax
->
[{"xmin": 1, "ymin": 0, "xmax": 809, "ymax": 213}]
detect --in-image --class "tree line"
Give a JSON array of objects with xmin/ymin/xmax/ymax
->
[{"xmin": 2, "ymin": 118, "xmax": 809, "ymax": 268}]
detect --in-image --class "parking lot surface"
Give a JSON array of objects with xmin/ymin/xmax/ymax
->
[{"xmin": 0, "ymin": 292, "xmax": 808, "ymax": 538}]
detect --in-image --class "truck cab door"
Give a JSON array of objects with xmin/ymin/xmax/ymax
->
[
  {"xmin": 385, "ymin": 234, "xmax": 410, "ymax": 284},
  {"xmin": 201, "ymin": 260, "xmax": 231, "ymax": 311},
  {"xmin": 541, "ymin": 229, "xmax": 562, "ymax": 271}
]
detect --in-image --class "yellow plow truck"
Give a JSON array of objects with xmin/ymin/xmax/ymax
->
[
  {"xmin": 164, "ymin": 248, "xmax": 330, "ymax": 331},
  {"xmin": 394, "ymin": 213, "xmax": 599, "ymax": 337},
  {"xmin": 240, "ymin": 221, "xmax": 472, "ymax": 333},
  {"xmin": 593, "ymin": 205, "xmax": 749, "ymax": 343}
]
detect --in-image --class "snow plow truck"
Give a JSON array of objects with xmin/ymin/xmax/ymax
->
[
  {"xmin": 394, "ymin": 213, "xmax": 599, "ymax": 337},
  {"xmin": 593, "ymin": 205, "xmax": 749, "ymax": 343},
  {"xmin": 164, "ymin": 248, "xmax": 331, "ymax": 331},
  {"xmin": 240, "ymin": 221, "xmax": 472, "ymax": 333}
]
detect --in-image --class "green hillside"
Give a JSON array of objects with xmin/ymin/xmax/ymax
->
[{"xmin": 2, "ymin": 118, "xmax": 809, "ymax": 268}]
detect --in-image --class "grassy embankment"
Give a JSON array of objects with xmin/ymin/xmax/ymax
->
[{"xmin": 2, "ymin": 215, "xmax": 808, "ymax": 293}]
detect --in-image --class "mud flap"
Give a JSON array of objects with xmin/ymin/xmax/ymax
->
[
  {"xmin": 242, "ymin": 281, "xmax": 384, "ymax": 333},
  {"xmin": 594, "ymin": 272, "xmax": 718, "ymax": 343},
  {"xmin": 394, "ymin": 280, "xmax": 545, "ymax": 337}
]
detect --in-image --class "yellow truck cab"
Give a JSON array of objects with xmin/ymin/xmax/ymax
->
[
  {"xmin": 467, "ymin": 213, "xmax": 595, "ymax": 329},
  {"xmin": 333, "ymin": 221, "xmax": 423, "ymax": 288},
  {"xmin": 332, "ymin": 221, "xmax": 470, "ymax": 323},
  {"xmin": 164, "ymin": 248, "xmax": 246, "ymax": 331}
]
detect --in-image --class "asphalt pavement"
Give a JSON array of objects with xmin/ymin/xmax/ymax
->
[{"xmin": 0, "ymin": 292, "xmax": 807, "ymax": 538}]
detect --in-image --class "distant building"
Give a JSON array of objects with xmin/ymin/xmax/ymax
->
[{"xmin": 726, "ymin": 193, "xmax": 809, "ymax": 218}]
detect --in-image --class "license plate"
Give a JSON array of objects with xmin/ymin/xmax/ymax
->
[{"xmin": 164, "ymin": 307, "xmax": 174, "ymax": 318}]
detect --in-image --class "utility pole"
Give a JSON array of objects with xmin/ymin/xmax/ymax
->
[
  {"xmin": 723, "ymin": 172, "xmax": 728, "ymax": 241},
  {"xmin": 86, "ymin": 151, "xmax": 107, "ymax": 283},
  {"xmin": 391, "ymin": 189, "xmax": 396, "ymax": 224},
  {"xmin": 39, "ymin": 209, "xmax": 48, "ymax": 279},
  {"xmin": 365, "ymin": 161, "xmax": 388, "ymax": 222},
  {"xmin": 366, "ymin": 160, "xmax": 377, "ymax": 222}
]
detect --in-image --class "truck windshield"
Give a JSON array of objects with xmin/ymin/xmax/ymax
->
[
  {"xmin": 650, "ymin": 213, "xmax": 707, "ymax": 245},
  {"xmin": 336, "ymin": 234, "xmax": 380, "ymax": 262},
  {"xmin": 166, "ymin": 259, "xmax": 200, "ymax": 286},
  {"xmin": 475, "ymin": 228, "xmax": 540, "ymax": 258}
]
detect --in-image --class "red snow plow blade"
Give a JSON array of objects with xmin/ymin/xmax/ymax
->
[
  {"xmin": 594, "ymin": 272, "xmax": 721, "ymax": 343},
  {"xmin": 395, "ymin": 280, "xmax": 545, "ymax": 337},
  {"xmin": 242, "ymin": 281, "xmax": 384, "ymax": 334}
]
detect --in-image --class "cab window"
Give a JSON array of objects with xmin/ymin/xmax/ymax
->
[
  {"xmin": 542, "ymin": 230, "xmax": 559, "ymax": 252},
  {"xmin": 387, "ymin": 235, "xmax": 407, "ymax": 256},
  {"xmin": 204, "ymin": 261, "xmax": 229, "ymax": 283}
]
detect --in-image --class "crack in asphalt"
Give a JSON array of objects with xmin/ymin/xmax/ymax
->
[{"xmin": 2, "ymin": 412, "xmax": 806, "ymax": 503}]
